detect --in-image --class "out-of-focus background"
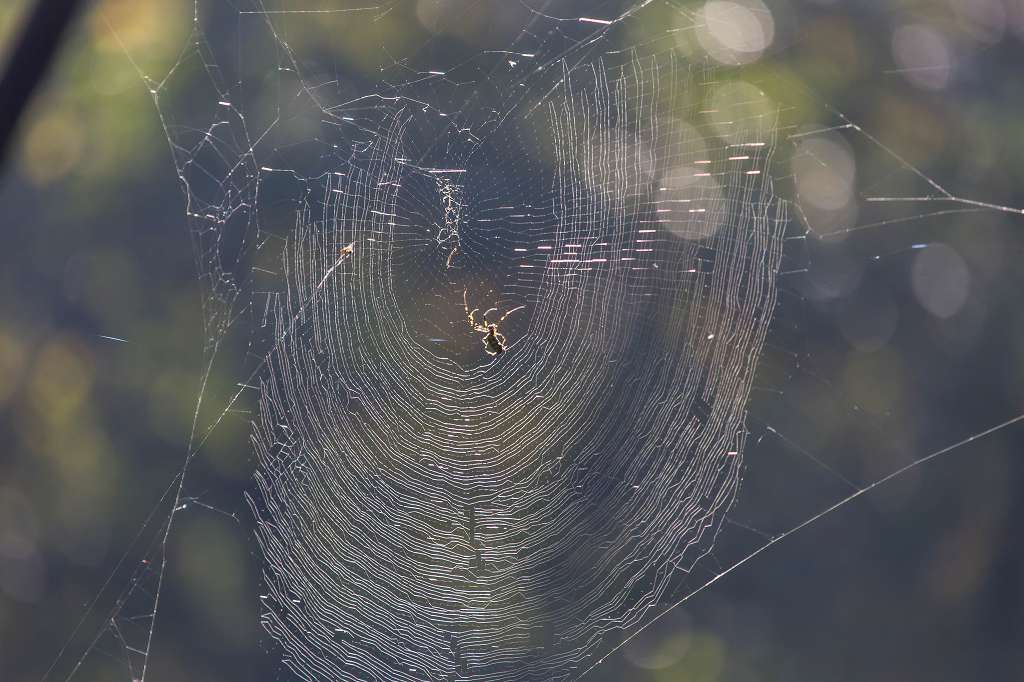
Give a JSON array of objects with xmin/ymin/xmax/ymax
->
[{"xmin": 1, "ymin": 1, "xmax": 1023, "ymax": 680}]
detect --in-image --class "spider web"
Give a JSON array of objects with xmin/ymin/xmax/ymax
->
[{"xmin": 39, "ymin": 1, "xmax": 1024, "ymax": 681}]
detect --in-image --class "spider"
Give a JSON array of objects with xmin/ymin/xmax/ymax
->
[{"xmin": 463, "ymin": 288, "xmax": 525, "ymax": 356}]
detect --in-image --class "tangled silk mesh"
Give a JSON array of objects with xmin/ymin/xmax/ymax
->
[
  {"xmin": 247, "ymin": 52, "xmax": 784, "ymax": 680},
  {"xmin": 37, "ymin": 2, "xmax": 1024, "ymax": 680},
  {"xmin": 50, "ymin": 2, "xmax": 804, "ymax": 680}
]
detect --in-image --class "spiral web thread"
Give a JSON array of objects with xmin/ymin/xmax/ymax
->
[
  {"xmin": 246, "ymin": 47, "xmax": 785, "ymax": 682},
  {"xmin": 36, "ymin": 1, "xmax": 1024, "ymax": 680},
  {"xmin": 47, "ymin": 3, "xmax": 790, "ymax": 680}
]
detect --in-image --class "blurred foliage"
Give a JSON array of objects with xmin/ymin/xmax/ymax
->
[{"xmin": 1, "ymin": 1, "xmax": 1023, "ymax": 681}]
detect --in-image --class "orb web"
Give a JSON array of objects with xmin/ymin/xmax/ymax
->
[
  {"xmin": 247, "ymin": 50, "xmax": 785, "ymax": 680},
  {"xmin": 32, "ymin": 2, "xmax": 1024, "ymax": 681}
]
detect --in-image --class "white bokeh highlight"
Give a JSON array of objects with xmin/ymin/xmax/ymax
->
[
  {"xmin": 696, "ymin": 0, "xmax": 775, "ymax": 65},
  {"xmin": 912, "ymin": 243, "xmax": 971, "ymax": 318}
]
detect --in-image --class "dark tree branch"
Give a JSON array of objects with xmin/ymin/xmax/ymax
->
[{"xmin": 0, "ymin": 0, "xmax": 90, "ymax": 171}]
